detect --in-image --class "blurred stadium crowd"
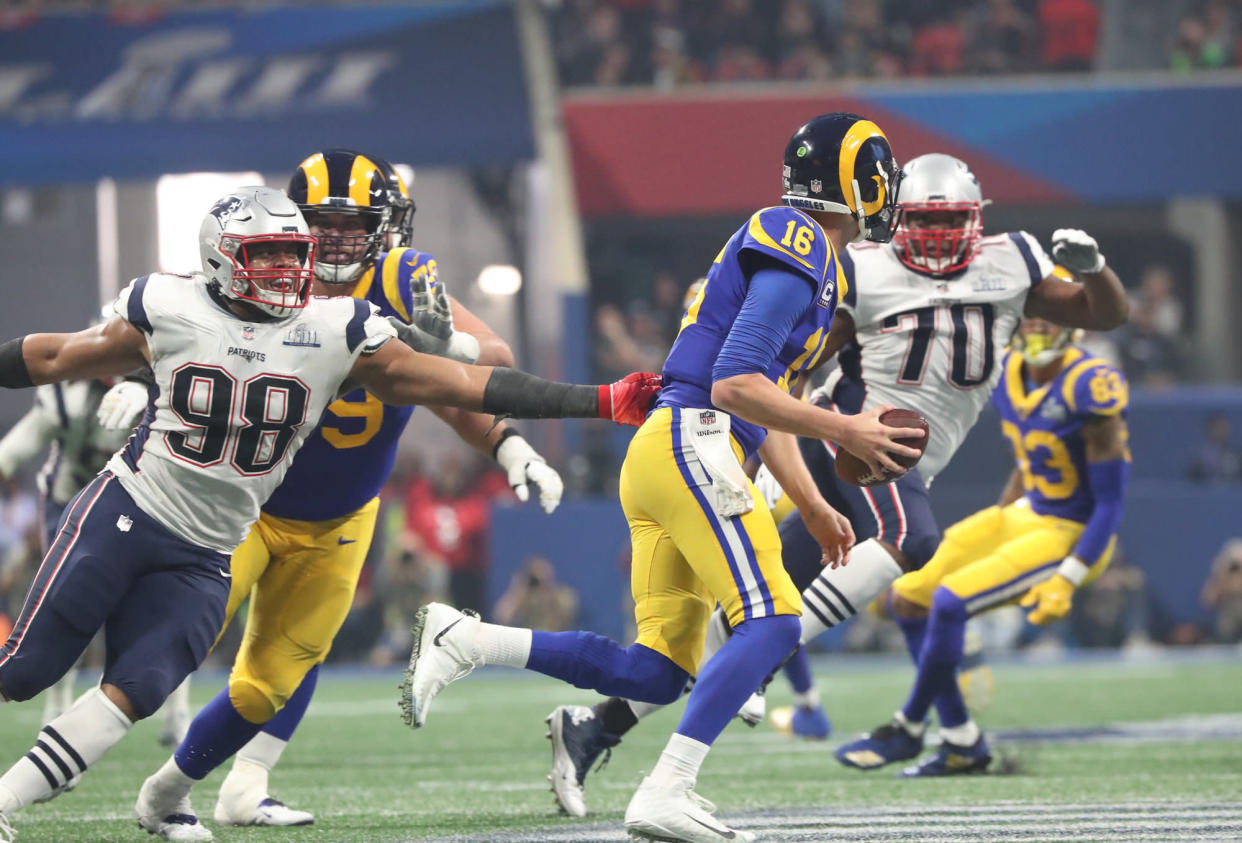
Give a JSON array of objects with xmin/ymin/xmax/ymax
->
[{"xmin": 550, "ymin": 0, "xmax": 1242, "ymax": 87}]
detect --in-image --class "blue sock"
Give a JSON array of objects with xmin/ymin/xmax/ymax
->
[
  {"xmin": 900, "ymin": 587, "xmax": 966, "ymax": 726},
  {"xmin": 173, "ymin": 687, "xmax": 263, "ymax": 780},
  {"xmin": 261, "ymin": 664, "xmax": 319, "ymax": 742},
  {"xmin": 895, "ymin": 613, "xmax": 928, "ymax": 663},
  {"xmin": 782, "ymin": 645, "xmax": 814, "ymax": 696},
  {"xmin": 526, "ymin": 630, "xmax": 690, "ymax": 705},
  {"xmin": 678, "ymin": 614, "xmax": 800, "ymax": 745}
]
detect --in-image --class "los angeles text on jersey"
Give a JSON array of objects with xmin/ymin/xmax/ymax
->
[{"xmin": 227, "ymin": 346, "xmax": 266, "ymax": 363}]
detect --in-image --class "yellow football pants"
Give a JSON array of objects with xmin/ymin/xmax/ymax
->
[
  {"xmin": 893, "ymin": 499, "xmax": 1113, "ymax": 615},
  {"xmin": 218, "ymin": 497, "xmax": 380, "ymax": 723},
  {"xmin": 620, "ymin": 407, "xmax": 801, "ymax": 675}
]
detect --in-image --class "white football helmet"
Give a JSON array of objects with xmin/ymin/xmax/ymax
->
[
  {"xmin": 199, "ymin": 186, "xmax": 316, "ymax": 319},
  {"xmin": 894, "ymin": 153, "xmax": 986, "ymax": 275}
]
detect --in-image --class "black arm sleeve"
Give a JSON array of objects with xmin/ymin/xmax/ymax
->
[
  {"xmin": 482, "ymin": 368, "xmax": 599, "ymax": 419},
  {"xmin": 0, "ymin": 337, "xmax": 32, "ymax": 389}
]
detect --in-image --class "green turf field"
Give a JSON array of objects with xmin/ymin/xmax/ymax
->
[{"xmin": 4, "ymin": 651, "xmax": 1240, "ymax": 841}]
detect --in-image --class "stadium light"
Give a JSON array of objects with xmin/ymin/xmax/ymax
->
[
  {"xmin": 157, "ymin": 172, "xmax": 264, "ymax": 274},
  {"xmin": 477, "ymin": 264, "xmax": 522, "ymax": 296}
]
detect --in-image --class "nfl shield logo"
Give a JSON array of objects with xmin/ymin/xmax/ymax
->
[
  {"xmin": 699, "ymin": 411, "xmax": 716, "ymax": 425},
  {"xmin": 810, "ymin": 179, "xmax": 823, "ymax": 194},
  {"xmin": 242, "ymin": 325, "xmax": 255, "ymax": 341}
]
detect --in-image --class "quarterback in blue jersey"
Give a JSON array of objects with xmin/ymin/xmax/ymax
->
[
  {"xmin": 135, "ymin": 150, "xmax": 566, "ymax": 839},
  {"xmin": 400, "ymin": 113, "xmax": 925, "ymax": 843},
  {"xmin": 836, "ymin": 316, "xmax": 1130, "ymax": 776}
]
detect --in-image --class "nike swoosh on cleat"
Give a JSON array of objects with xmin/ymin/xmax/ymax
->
[
  {"xmin": 433, "ymin": 617, "xmax": 464, "ymax": 647},
  {"xmin": 686, "ymin": 814, "xmax": 735, "ymax": 839},
  {"xmin": 337, "ymin": 537, "xmax": 356, "ymax": 545}
]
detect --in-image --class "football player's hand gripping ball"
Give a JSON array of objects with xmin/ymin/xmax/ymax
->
[
  {"xmin": 1051, "ymin": 229, "xmax": 1106, "ymax": 274},
  {"xmin": 96, "ymin": 379, "xmax": 149, "ymax": 430},
  {"xmin": 1020, "ymin": 573, "xmax": 1075, "ymax": 625}
]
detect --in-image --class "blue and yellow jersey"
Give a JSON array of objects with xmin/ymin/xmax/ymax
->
[
  {"xmin": 992, "ymin": 347, "xmax": 1129, "ymax": 524},
  {"xmin": 657, "ymin": 206, "xmax": 845, "ymax": 459},
  {"xmin": 261, "ymin": 248, "xmax": 436, "ymax": 522}
]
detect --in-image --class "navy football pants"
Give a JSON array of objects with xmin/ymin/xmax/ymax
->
[{"xmin": 0, "ymin": 472, "xmax": 230, "ymax": 718}]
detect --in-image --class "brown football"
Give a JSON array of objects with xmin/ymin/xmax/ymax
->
[{"xmin": 834, "ymin": 409, "xmax": 931, "ymax": 487}]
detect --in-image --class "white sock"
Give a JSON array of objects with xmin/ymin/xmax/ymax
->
[
  {"xmin": 893, "ymin": 709, "xmax": 926, "ymax": 738},
  {"xmin": 793, "ymin": 687, "xmax": 821, "ymax": 710},
  {"xmin": 149, "ymin": 756, "xmax": 197, "ymax": 803},
  {"xmin": 800, "ymin": 539, "xmax": 903, "ymax": 644},
  {"xmin": 475, "ymin": 622, "xmax": 532, "ymax": 668},
  {"xmin": 219, "ymin": 757, "xmax": 270, "ymax": 804},
  {"xmin": 940, "ymin": 719, "xmax": 981, "ymax": 746},
  {"xmin": 235, "ymin": 731, "xmax": 288, "ymax": 772},
  {"xmin": 649, "ymin": 733, "xmax": 710, "ymax": 788},
  {"xmin": 0, "ymin": 687, "xmax": 132, "ymax": 812}
]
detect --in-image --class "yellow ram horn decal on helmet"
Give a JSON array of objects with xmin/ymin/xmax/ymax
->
[{"xmin": 837, "ymin": 119, "xmax": 888, "ymax": 215}]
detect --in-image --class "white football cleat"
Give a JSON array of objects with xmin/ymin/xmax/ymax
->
[
  {"xmin": 214, "ymin": 794, "xmax": 313, "ymax": 827},
  {"xmin": 624, "ymin": 775, "xmax": 755, "ymax": 843},
  {"xmin": 735, "ymin": 690, "xmax": 766, "ymax": 728},
  {"xmin": 214, "ymin": 758, "xmax": 313, "ymax": 827},
  {"xmin": 135, "ymin": 774, "xmax": 213, "ymax": 842},
  {"xmin": 0, "ymin": 810, "xmax": 15, "ymax": 843},
  {"xmin": 399, "ymin": 603, "xmax": 482, "ymax": 728}
]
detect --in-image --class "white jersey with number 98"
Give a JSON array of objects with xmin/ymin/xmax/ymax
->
[
  {"xmin": 106, "ymin": 272, "xmax": 396, "ymax": 553},
  {"xmin": 822, "ymin": 232, "xmax": 1054, "ymax": 482}
]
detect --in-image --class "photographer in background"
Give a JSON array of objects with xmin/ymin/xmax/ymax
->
[
  {"xmin": 493, "ymin": 556, "xmax": 580, "ymax": 632},
  {"xmin": 1202, "ymin": 538, "xmax": 1242, "ymax": 644}
]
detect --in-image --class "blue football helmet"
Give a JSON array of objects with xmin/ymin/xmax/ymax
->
[
  {"xmin": 781, "ymin": 112, "xmax": 902, "ymax": 243},
  {"xmin": 288, "ymin": 148, "xmax": 392, "ymax": 285}
]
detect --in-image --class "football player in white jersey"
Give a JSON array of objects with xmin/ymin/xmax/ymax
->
[
  {"xmin": 542, "ymin": 153, "xmax": 1129, "ymax": 817},
  {"xmin": 0, "ymin": 186, "xmax": 660, "ymax": 842}
]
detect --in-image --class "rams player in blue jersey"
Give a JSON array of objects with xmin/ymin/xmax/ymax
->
[
  {"xmin": 836, "ymin": 315, "xmax": 1130, "ymax": 776},
  {"xmin": 401, "ymin": 113, "xmax": 925, "ymax": 843},
  {"xmin": 136, "ymin": 149, "xmax": 565, "ymax": 839}
]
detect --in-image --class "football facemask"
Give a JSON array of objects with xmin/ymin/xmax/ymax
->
[
  {"xmin": 224, "ymin": 234, "xmax": 317, "ymax": 317},
  {"xmin": 895, "ymin": 202, "xmax": 983, "ymax": 275}
]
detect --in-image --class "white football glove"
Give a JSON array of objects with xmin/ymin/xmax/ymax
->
[
  {"xmin": 1051, "ymin": 228, "xmax": 1106, "ymax": 274},
  {"xmin": 495, "ymin": 433, "xmax": 564, "ymax": 514},
  {"xmin": 96, "ymin": 380, "xmax": 148, "ymax": 430},
  {"xmin": 387, "ymin": 267, "xmax": 480, "ymax": 364}
]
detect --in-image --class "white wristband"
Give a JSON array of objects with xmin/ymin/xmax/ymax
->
[
  {"xmin": 446, "ymin": 331, "xmax": 480, "ymax": 364},
  {"xmin": 1057, "ymin": 555, "xmax": 1090, "ymax": 587}
]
